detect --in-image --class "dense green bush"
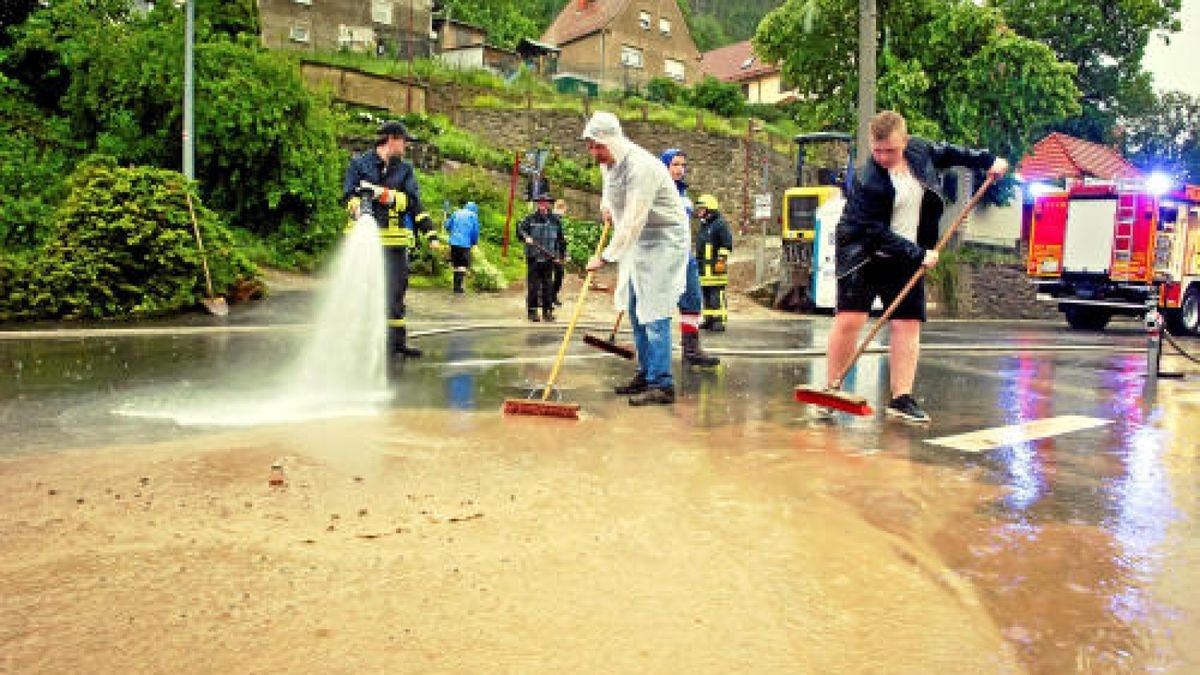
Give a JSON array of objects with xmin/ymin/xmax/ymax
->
[
  {"xmin": 0, "ymin": 95, "xmax": 74, "ymax": 249},
  {"xmin": 688, "ymin": 76, "xmax": 747, "ymax": 119},
  {"xmin": 0, "ymin": 157, "xmax": 258, "ymax": 320},
  {"xmin": 646, "ymin": 77, "xmax": 686, "ymax": 105}
]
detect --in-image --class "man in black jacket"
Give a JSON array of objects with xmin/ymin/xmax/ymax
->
[
  {"xmin": 516, "ymin": 193, "xmax": 566, "ymax": 322},
  {"xmin": 823, "ymin": 111, "xmax": 1007, "ymax": 423}
]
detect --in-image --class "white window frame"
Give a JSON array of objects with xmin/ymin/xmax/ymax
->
[
  {"xmin": 371, "ymin": 0, "xmax": 392, "ymax": 25},
  {"xmin": 639, "ymin": 10, "xmax": 650, "ymax": 30},
  {"xmin": 620, "ymin": 45, "xmax": 644, "ymax": 69},
  {"xmin": 289, "ymin": 24, "xmax": 310, "ymax": 42},
  {"xmin": 664, "ymin": 57, "xmax": 685, "ymax": 82},
  {"xmin": 291, "ymin": 0, "xmax": 312, "ymax": 5},
  {"xmin": 659, "ymin": 17, "xmax": 671, "ymax": 35}
]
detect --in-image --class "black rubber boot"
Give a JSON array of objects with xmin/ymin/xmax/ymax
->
[
  {"xmin": 452, "ymin": 271, "xmax": 465, "ymax": 294},
  {"xmin": 628, "ymin": 386, "xmax": 675, "ymax": 406},
  {"xmin": 542, "ymin": 308, "xmax": 555, "ymax": 322},
  {"xmin": 528, "ymin": 309, "xmax": 540, "ymax": 322},
  {"xmin": 393, "ymin": 327, "xmax": 422, "ymax": 358},
  {"xmin": 614, "ymin": 372, "xmax": 648, "ymax": 395},
  {"xmin": 682, "ymin": 331, "xmax": 719, "ymax": 367}
]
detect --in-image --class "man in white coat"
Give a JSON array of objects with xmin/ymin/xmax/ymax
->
[{"xmin": 584, "ymin": 112, "xmax": 690, "ymax": 406}]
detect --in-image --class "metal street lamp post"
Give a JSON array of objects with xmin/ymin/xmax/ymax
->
[{"xmin": 183, "ymin": 0, "xmax": 194, "ymax": 180}]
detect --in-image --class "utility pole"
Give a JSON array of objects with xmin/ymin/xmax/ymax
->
[
  {"xmin": 856, "ymin": 0, "xmax": 876, "ymax": 163},
  {"xmin": 183, "ymin": 0, "xmax": 194, "ymax": 180}
]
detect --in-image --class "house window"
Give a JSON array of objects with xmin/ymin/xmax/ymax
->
[
  {"xmin": 621, "ymin": 45, "xmax": 644, "ymax": 68},
  {"xmin": 664, "ymin": 58, "xmax": 685, "ymax": 82},
  {"xmin": 291, "ymin": 0, "xmax": 311, "ymax": 5},
  {"xmin": 289, "ymin": 24, "xmax": 310, "ymax": 42},
  {"xmin": 371, "ymin": 0, "xmax": 392, "ymax": 25},
  {"xmin": 639, "ymin": 10, "xmax": 650, "ymax": 29},
  {"xmin": 659, "ymin": 18, "xmax": 671, "ymax": 35}
]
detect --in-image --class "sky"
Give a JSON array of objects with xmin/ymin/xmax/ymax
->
[{"xmin": 1143, "ymin": 0, "xmax": 1200, "ymax": 95}]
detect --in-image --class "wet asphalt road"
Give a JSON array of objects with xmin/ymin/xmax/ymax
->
[{"xmin": 2, "ymin": 294, "xmax": 1199, "ymax": 672}]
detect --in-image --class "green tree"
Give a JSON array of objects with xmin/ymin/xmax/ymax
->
[
  {"xmin": 1121, "ymin": 90, "xmax": 1200, "ymax": 183},
  {"xmin": 989, "ymin": 0, "xmax": 1181, "ymax": 143},
  {"xmin": 754, "ymin": 0, "xmax": 1081, "ymax": 163},
  {"xmin": 2, "ymin": 0, "xmax": 345, "ymax": 260},
  {"xmin": 440, "ymin": 0, "xmax": 541, "ymax": 49}
]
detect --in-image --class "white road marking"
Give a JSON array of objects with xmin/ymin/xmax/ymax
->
[{"xmin": 925, "ymin": 415, "xmax": 1112, "ymax": 453}]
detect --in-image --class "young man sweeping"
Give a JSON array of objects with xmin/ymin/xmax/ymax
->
[{"xmin": 821, "ymin": 111, "xmax": 1007, "ymax": 423}]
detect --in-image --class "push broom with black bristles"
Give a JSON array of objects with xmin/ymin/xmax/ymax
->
[
  {"xmin": 503, "ymin": 217, "xmax": 613, "ymax": 419},
  {"xmin": 582, "ymin": 310, "xmax": 635, "ymax": 360},
  {"xmin": 795, "ymin": 174, "xmax": 996, "ymax": 416}
]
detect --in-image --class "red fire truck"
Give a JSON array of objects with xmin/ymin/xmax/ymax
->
[{"xmin": 1026, "ymin": 181, "xmax": 1200, "ymax": 335}]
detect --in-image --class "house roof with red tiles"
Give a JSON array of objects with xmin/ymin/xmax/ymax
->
[
  {"xmin": 541, "ymin": 0, "xmax": 631, "ymax": 47},
  {"xmin": 1017, "ymin": 132, "xmax": 1140, "ymax": 182},
  {"xmin": 699, "ymin": 40, "xmax": 778, "ymax": 83}
]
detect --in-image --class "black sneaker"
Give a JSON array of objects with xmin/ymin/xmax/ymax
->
[
  {"xmin": 614, "ymin": 372, "xmax": 648, "ymax": 395},
  {"xmin": 628, "ymin": 386, "xmax": 674, "ymax": 406},
  {"xmin": 886, "ymin": 394, "xmax": 930, "ymax": 424},
  {"xmin": 528, "ymin": 310, "xmax": 540, "ymax": 322}
]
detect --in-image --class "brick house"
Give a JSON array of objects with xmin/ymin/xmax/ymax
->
[
  {"xmin": 700, "ymin": 40, "xmax": 796, "ymax": 105},
  {"xmin": 258, "ymin": 0, "xmax": 434, "ymax": 58},
  {"xmin": 541, "ymin": 0, "xmax": 702, "ymax": 92}
]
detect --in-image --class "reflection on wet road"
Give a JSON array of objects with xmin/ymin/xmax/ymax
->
[{"xmin": 1, "ymin": 318, "xmax": 1198, "ymax": 672}]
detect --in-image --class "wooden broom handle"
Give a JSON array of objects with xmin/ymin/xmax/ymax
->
[{"xmin": 540, "ymin": 217, "xmax": 613, "ymax": 401}]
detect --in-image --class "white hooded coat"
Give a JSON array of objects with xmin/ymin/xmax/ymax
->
[{"xmin": 584, "ymin": 113, "xmax": 690, "ymax": 324}]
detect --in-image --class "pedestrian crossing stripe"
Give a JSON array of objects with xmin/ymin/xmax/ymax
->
[{"xmin": 925, "ymin": 415, "xmax": 1111, "ymax": 453}]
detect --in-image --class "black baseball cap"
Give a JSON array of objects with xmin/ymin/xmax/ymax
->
[{"xmin": 378, "ymin": 120, "xmax": 417, "ymax": 141}]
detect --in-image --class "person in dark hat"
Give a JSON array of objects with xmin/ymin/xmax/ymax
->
[
  {"xmin": 342, "ymin": 119, "xmax": 440, "ymax": 359},
  {"xmin": 516, "ymin": 191, "xmax": 566, "ymax": 322}
]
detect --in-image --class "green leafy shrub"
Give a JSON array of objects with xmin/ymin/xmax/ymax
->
[
  {"xmin": 646, "ymin": 77, "xmax": 685, "ymax": 105},
  {"xmin": 562, "ymin": 217, "xmax": 603, "ymax": 272},
  {"xmin": 0, "ymin": 157, "xmax": 259, "ymax": 320},
  {"xmin": 0, "ymin": 96, "xmax": 74, "ymax": 249},
  {"xmin": 688, "ymin": 76, "xmax": 747, "ymax": 118}
]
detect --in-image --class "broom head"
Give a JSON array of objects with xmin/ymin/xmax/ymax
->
[
  {"xmin": 581, "ymin": 333, "xmax": 635, "ymax": 360},
  {"xmin": 793, "ymin": 385, "xmax": 873, "ymax": 416},
  {"xmin": 502, "ymin": 398, "xmax": 581, "ymax": 419}
]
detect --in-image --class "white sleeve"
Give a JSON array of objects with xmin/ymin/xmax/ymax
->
[{"xmin": 600, "ymin": 158, "xmax": 654, "ymax": 262}]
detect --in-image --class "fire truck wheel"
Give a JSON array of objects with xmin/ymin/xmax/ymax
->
[
  {"xmin": 1164, "ymin": 285, "xmax": 1200, "ymax": 337},
  {"xmin": 1064, "ymin": 306, "xmax": 1112, "ymax": 331}
]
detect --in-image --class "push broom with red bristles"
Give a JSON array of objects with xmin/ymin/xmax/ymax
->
[
  {"xmin": 795, "ymin": 175, "xmax": 996, "ymax": 416},
  {"xmin": 582, "ymin": 310, "xmax": 635, "ymax": 360},
  {"xmin": 503, "ymin": 218, "xmax": 614, "ymax": 419}
]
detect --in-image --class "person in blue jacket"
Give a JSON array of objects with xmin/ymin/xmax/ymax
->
[
  {"xmin": 660, "ymin": 148, "xmax": 719, "ymax": 367},
  {"xmin": 445, "ymin": 201, "xmax": 481, "ymax": 294}
]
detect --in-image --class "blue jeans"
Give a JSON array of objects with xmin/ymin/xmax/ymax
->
[
  {"xmin": 677, "ymin": 255, "xmax": 703, "ymax": 314},
  {"xmin": 629, "ymin": 282, "xmax": 674, "ymax": 389}
]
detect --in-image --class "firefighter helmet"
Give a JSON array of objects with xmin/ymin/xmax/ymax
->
[{"xmin": 695, "ymin": 194, "xmax": 719, "ymax": 211}]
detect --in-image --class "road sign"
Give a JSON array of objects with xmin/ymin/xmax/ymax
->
[{"xmin": 754, "ymin": 193, "xmax": 772, "ymax": 219}]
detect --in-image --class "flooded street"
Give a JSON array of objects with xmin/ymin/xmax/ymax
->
[{"xmin": 2, "ymin": 289, "xmax": 1199, "ymax": 673}]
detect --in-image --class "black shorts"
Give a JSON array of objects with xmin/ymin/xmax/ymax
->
[
  {"xmin": 835, "ymin": 257, "xmax": 926, "ymax": 321},
  {"xmin": 450, "ymin": 246, "xmax": 471, "ymax": 269}
]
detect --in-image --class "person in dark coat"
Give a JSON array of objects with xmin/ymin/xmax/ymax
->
[
  {"xmin": 516, "ymin": 193, "xmax": 565, "ymax": 322},
  {"xmin": 821, "ymin": 110, "xmax": 1007, "ymax": 424},
  {"xmin": 342, "ymin": 120, "xmax": 440, "ymax": 359}
]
